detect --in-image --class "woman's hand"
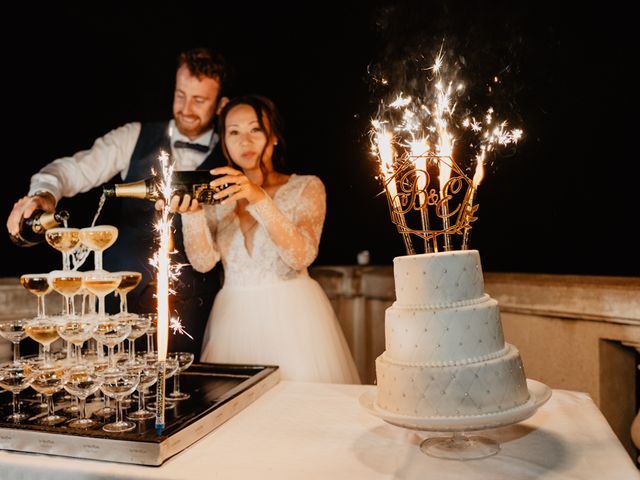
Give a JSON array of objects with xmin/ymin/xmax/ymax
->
[{"xmin": 210, "ymin": 166, "xmax": 266, "ymax": 205}]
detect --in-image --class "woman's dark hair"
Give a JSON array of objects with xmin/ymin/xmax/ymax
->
[{"xmin": 218, "ymin": 95, "xmax": 288, "ymax": 174}]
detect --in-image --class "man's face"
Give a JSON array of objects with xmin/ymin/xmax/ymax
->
[{"xmin": 173, "ymin": 65, "xmax": 221, "ymax": 140}]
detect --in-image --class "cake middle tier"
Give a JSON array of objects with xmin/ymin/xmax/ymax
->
[
  {"xmin": 375, "ymin": 343, "xmax": 530, "ymax": 418},
  {"xmin": 384, "ymin": 296, "xmax": 504, "ymax": 364}
]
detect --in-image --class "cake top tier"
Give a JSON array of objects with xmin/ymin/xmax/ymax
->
[{"xmin": 393, "ymin": 250, "xmax": 484, "ymax": 306}]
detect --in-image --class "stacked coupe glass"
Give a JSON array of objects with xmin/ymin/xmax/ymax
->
[{"xmin": 0, "ymin": 225, "xmax": 191, "ymax": 432}]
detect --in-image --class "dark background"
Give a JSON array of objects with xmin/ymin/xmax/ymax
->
[{"xmin": 1, "ymin": 1, "xmax": 637, "ymax": 277}]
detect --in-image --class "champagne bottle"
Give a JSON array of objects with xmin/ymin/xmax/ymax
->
[
  {"xmin": 103, "ymin": 170, "xmax": 226, "ymax": 205},
  {"xmin": 10, "ymin": 209, "xmax": 70, "ymax": 247}
]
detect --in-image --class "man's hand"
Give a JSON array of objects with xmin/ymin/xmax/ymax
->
[
  {"xmin": 154, "ymin": 194, "xmax": 200, "ymax": 213},
  {"xmin": 7, "ymin": 192, "xmax": 56, "ymax": 236}
]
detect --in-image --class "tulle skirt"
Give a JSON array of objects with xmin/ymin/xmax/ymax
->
[{"xmin": 200, "ymin": 275, "xmax": 361, "ymax": 384}]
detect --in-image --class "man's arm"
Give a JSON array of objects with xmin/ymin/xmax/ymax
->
[{"xmin": 7, "ymin": 122, "xmax": 141, "ymax": 236}]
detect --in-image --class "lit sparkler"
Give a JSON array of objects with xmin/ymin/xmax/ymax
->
[
  {"xmin": 408, "ymin": 137, "xmax": 434, "ymax": 252},
  {"xmin": 371, "ymin": 46, "xmax": 522, "ymax": 253},
  {"xmin": 461, "ymin": 148, "xmax": 486, "ymax": 250},
  {"xmin": 153, "ymin": 150, "xmax": 174, "ymax": 435},
  {"xmin": 372, "ymin": 122, "xmax": 415, "ymax": 255}
]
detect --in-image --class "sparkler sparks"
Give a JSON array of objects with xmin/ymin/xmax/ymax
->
[
  {"xmin": 370, "ymin": 46, "xmax": 523, "ymax": 253},
  {"xmin": 153, "ymin": 151, "xmax": 174, "ymax": 363},
  {"xmin": 170, "ymin": 317, "xmax": 193, "ymax": 339}
]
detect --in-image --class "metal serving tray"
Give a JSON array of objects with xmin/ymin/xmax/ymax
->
[{"xmin": 0, "ymin": 363, "xmax": 280, "ymax": 466}]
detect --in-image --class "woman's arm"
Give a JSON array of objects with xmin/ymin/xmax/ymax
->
[
  {"xmin": 247, "ymin": 176, "xmax": 325, "ymax": 271},
  {"xmin": 180, "ymin": 206, "xmax": 221, "ymax": 273}
]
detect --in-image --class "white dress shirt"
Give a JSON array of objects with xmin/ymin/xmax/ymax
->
[{"xmin": 28, "ymin": 120, "xmax": 217, "ymax": 201}]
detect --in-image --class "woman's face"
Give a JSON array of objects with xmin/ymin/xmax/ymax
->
[{"xmin": 224, "ymin": 104, "xmax": 275, "ymax": 171}]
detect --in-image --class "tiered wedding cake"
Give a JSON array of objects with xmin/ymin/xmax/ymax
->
[{"xmin": 375, "ymin": 249, "xmax": 530, "ymax": 418}]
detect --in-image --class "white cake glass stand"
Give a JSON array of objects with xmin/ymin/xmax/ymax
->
[{"xmin": 360, "ymin": 378, "xmax": 551, "ymax": 461}]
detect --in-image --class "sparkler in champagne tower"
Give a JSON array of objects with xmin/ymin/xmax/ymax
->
[
  {"xmin": 370, "ymin": 47, "xmax": 522, "ymax": 254},
  {"xmin": 150, "ymin": 150, "xmax": 195, "ymax": 434},
  {"xmin": 153, "ymin": 151, "xmax": 173, "ymax": 435}
]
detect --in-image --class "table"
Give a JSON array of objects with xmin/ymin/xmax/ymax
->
[{"xmin": 0, "ymin": 381, "xmax": 638, "ymax": 479}]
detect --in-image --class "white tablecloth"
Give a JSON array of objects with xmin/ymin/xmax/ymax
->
[{"xmin": 0, "ymin": 381, "xmax": 638, "ymax": 479}]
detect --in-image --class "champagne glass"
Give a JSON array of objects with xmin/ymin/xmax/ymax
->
[
  {"xmin": 93, "ymin": 318, "xmax": 132, "ymax": 372},
  {"xmin": 79, "ymin": 225, "xmax": 118, "ymax": 271},
  {"xmin": 88, "ymin": 357, "xmax": 115, "ymax": 419},
  {"xmin": 82, "ymin": 271, "xmax": 121, "ymax": 319},
  {"xmin": 24, "ymin": 317, "xmax": 59, "ymax": 366},
  {"xmin": 114, "ymin": 271, "xmax": 142, "ymax": 317},
  {"xmin": 45, "ymin": 227, "xmax": 80, "ymax": 271},
  {"xmin": 30, "ymin": 363, "xmax": 66, "ymax": 425},
  {"xmin": 99, "ymin": 369, "xmax": 139, "ymax": 432},
  {"xmin": 0, "ymin": 361, "xmax": 34, "ymax": 422},
  {"xmin": 20, "ymin": 273, "xmax": 53, "ymax": 318},
  {"xmin": 167, "ymin": 352, "xmax": 194, "ymax": 400},
  {"xmin": 126, "ymin": 358, "xmax": 158, "ymax": 421},
  {"xmin": 0, "ymin": 318, "xmax": 29, "ymax": 364},
  {"xmin": 124, "ymin": 315, "xmax": 151, "ymax": 364},
  {"xmin": 55, "ymin": 317, "xmax": 98, "ymax": 363},
  {"xmin": 49, "ymin": 270, "xmax": 84, "ymax": 317},
  {"xmin": 142, "ymin": 313, "xmax": 158, "ymax": 356},
  {"xmin": 63, "ymin": 364, "xmax": 102, "ymax": 429}
]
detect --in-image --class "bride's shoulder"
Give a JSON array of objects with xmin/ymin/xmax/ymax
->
[{"xmin": 290, "ymin": 174, "xmax": 325, "ymax": 189}]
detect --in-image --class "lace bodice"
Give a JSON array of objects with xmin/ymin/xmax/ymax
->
[{"xmin": 181, "ymin": 174, "xmax": 326, "ymax": 287}]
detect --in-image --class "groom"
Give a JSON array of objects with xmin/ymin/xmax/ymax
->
[{"xmin": 6, "ymin": 47, "xmax": 230, "ymax": 360}]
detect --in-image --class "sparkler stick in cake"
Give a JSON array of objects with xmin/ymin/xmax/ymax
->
[
  {"xmin": 461, "ymin": 148, "xmax": 485, "ymax": 250},
  {"xmin": 153, "ymin": 150, "xmax": 174, "ymax": 436},
  {"xmin": 373, "ymin": 123, "xmax": 415, "ymax": 255},
  {"xmin": 436, "ymin": 138, "xmax": 454, "ymax": 251},
  {"xmin": 433, "ymin": 79, "xmax": 456, "ymax": 252},
  {"xmin": 409, "ymin": 138, "xmax": 434, "ymax": 252},
  {"xmin": 459, "ymin": 110, "xmax": 522, "ymax": 250}
]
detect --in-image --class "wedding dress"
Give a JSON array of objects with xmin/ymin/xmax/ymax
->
[{"xmin": 181, "ymin": 174, "xmax": 360, "ymax": 384}]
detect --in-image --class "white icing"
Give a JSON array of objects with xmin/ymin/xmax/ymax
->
[
  {"xmin": 375, "ymin": 344, "xmax": 529, "ymax": 417},
  {"xmin": 391, "ymin": 293, "xmax": 491, "ymax": 310},
  {"xmin": 382, "ymin": 345, "xmax": 510, "ymax": 368},
  {"xmin": 375, "ymin": 250, "xmax": 530, "ymax": 419},
  {"xmin": 384, "ymin": 297, "xmax": 504, "ymax": 363},
  {"xmin": 393, "ymin": 250, "xmax": 484, "ymax": 305}
]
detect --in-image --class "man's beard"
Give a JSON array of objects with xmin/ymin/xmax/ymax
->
[{"xmin": 175, "ymin": 114, "xmax": 212, "ymax": 138}]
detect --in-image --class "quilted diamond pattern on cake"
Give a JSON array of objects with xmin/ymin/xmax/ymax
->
[
  {"xmin": 384, "ymin": 298, "xmax": 503, "ymax": 363},
  {"xmin": 394, "ymin": 251, "xmax": 484, "ymax": 305},
  {"xmin": 375, "ymin": 250, "xmax": 530, "ymax": 421},
  {"xmin": 375, "ymin": 345, "xmax": 529, "ymax": 417}
]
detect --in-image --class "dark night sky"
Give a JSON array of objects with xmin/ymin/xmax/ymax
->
[{"xmin": 1, "ymin": 1, "xmax": 637, "ymax": 277}]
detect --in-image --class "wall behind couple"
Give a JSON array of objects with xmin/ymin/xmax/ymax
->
[{"xmin": 1, "ymin": 1, "xmax": 637, "ymax": 278}]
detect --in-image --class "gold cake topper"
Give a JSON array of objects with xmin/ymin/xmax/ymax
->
[{"xmin": 382, "ymin": 153, "xmax": 478, "ymax": 255}]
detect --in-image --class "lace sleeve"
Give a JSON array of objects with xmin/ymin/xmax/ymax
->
[
  {"xmin": 180, "ymin": 206, "xmax": 221, "ymax": 272},
  {"xmin": 247, "ymin": 176, "xmax": 326, "ymax": 271}
]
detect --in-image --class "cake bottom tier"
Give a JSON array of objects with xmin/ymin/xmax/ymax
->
[{"xmin": 375, "ymin": 343, "xmax": 530, "ymax": 418}]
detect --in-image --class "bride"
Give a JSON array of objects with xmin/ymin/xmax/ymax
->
[{"xmin": 170, "ymin": 94, "xmax": 360, "ymax": 384}]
